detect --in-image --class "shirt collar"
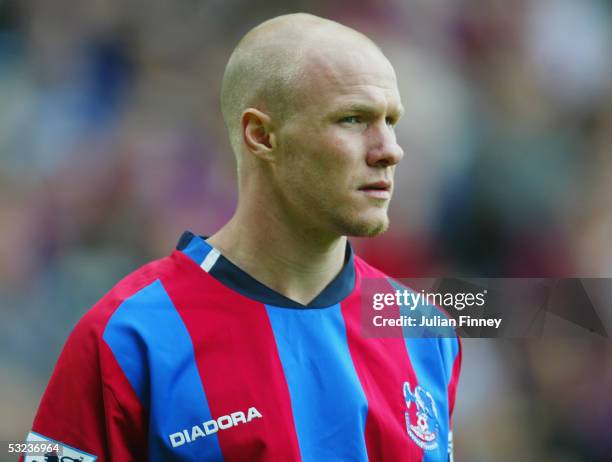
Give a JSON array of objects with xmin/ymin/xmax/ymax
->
[{"xmin": 176, "ymin": 231, "xmax": 355, "ymax": 309}]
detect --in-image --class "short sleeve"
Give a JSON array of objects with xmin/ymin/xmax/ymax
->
[{"xmin": 21, "ymin": 310, "xmax": 147, "ymax": 462}]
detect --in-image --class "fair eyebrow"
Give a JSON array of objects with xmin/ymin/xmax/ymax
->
[{"xmin": 332, "ymin": 102, "xmax": 405, "ymax": 120}]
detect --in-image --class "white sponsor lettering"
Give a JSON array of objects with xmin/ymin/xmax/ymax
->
[
  {"xmin": 191, "ymin": 425, "xmax": 205, "ymax": 441},
  {"xmin": 218, "ymin": 415, "xmax": 232, "ymax": 430},
  {"xmin": 248, "ymin": 407, "xmax": 262, "ymax": 420},
  {"xmin": 169, "ymin": 407, "xmax": 263, "ymax": 448},
  {"xmin": 204, "ymin": 419, "xmax": 218, "ymax": 434},
  {"xmin": 170, "ymin": 432, "xmax": 185, "ymax": 447},
  {"xmin": 231, "ymin": 411, "xmax": 246, "ymax": 425}
]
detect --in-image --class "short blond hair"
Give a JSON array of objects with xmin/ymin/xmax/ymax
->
[{"xmin": 220, "ymin": 13, "xmax": 377, "ymax": 160}]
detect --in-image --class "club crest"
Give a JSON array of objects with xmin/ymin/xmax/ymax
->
[{"xmin": 403, "ymin": 381, "xmax": 439, "ymax": 451}]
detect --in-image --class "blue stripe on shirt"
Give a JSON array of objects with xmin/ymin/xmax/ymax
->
[
  {"xmin": 265, "ymin": 303, "xmax": 369, "ymax": 461},
  {"xmin": 103, "ymin": 280, "xmax": 224, "ymax": 462}
]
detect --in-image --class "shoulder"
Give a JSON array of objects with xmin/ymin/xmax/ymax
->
[
  {"xmin": 353, "ymin": 253, "xmax": 462, "ymax": 369},
  {"xmin": 49, "ymin": 250, "xmax": 207, "ymax": 404},
  {"xmin": 68, "ymin": 252, "xmax": 193, "ymax": 344},
  {"xmin": 353, "ymin": 253, "xmax": 391, "ymax": 279}
]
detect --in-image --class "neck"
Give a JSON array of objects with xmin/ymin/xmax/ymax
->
[{"xmin": 207, "ymin": 202, "xmax": 347, "ymax": 306}]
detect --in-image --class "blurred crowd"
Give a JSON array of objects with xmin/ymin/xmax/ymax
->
[{"xmin": 1, "ymin": 0, "xmax": 611, "ymax": 460}]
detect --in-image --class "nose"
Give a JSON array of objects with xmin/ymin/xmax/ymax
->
[{"xmin": 366, "ymin": 124, "xmax": 404, "ymax": 168}]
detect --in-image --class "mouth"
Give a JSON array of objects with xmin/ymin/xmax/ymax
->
[{"xmin": 358, "ymin": 181, "xmax": 392, "ymax": 200}]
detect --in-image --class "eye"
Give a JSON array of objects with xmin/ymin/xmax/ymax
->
[
  {"xmin": 339, "ymin": 115, "xmax": 362, "ymax": 124},
  {"xmin": 385, "ymin": 116, "xmax": 397, "ymax": 127}
]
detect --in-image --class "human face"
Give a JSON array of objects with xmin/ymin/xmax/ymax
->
[{"xmin": 272, "ymin": 44, "xmax": 404, "ymax": 238}]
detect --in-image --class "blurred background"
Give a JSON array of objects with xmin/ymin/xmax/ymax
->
[{"xmin": 1, "ymin": 0, "xmax": 611, "ymax": 460}]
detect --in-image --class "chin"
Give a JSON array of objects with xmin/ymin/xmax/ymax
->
[{"xmin": 341, "ymin": 215, "xmax": 390, "ymax": 237}]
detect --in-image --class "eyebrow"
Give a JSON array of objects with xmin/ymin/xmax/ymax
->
[{"xmin": 334, "ymin": 102, "xmax": 405, "ymax": 119}]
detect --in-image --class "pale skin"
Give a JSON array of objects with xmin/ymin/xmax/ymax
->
[{"xmin": 209, "ymin": 14, "xmax": 404, "ymax": 305}]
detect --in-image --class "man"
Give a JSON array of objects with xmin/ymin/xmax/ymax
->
[{"xmin": 23, "ymin": 13, "xmax": 461, "ymax": 462}]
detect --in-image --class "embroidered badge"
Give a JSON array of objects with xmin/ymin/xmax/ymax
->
[{"xmin": 403, "ymin": 381, "xmax": 440, "ymax": 451}]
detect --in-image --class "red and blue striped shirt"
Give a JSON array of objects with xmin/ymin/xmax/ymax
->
[{"xmin": 25, "ymin": 231, "xmax": 461, "ymax": 461}]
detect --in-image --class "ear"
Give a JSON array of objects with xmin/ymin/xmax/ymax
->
[{"xmin": 241, "ymin": 108, "xmax": 277, "ymax": 161}]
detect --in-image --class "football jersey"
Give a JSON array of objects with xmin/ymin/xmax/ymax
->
[{"xmin": 23, "ymin": 231, "xmax": 461, "ymax": 462}]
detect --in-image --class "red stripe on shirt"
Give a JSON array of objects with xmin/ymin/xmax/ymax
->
[
  {"xmin": 447, "ymin": 336, "xmax": 462, "ymax": 426},
  {"xmin": 163, "ymin": 250, "xmax": 302, "ymax": 462},
  {"xmin": 341, "ymin": 257, "xmax": 425, "ymax": 462}
]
